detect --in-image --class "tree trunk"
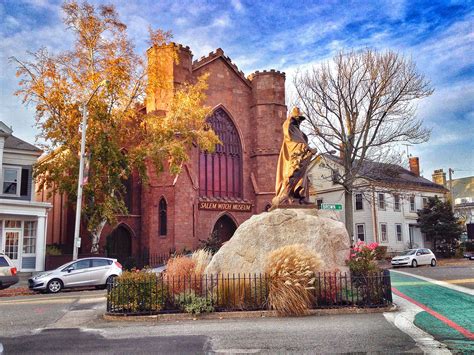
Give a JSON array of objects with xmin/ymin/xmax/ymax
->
[
  {"xmin": 344, "ymin": 190, "xmax": 354, "ymax": 246},
  {"xmin": 90, "ymin": 220, "xmax": 106, "ymax": 254}
]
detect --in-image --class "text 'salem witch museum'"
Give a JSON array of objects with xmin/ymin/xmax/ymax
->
[{"xmin": 38, "ymin": 43, "xmax": 287, "ymax": 262}]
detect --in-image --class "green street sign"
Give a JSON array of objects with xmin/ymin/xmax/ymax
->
[{"xmin": 320, "ymin": 203, "xmax": 343, "ymax": 211}]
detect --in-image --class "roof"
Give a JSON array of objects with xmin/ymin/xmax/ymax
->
[
  {"xmin": 323, "ymin": 154, "xmax": 447, "ymax": 192},
  {"xmin": 4, "ymin": 134, "xmax": 42, "ymax": 153},
  {"xmin": 192, "ymin": 48, "xmax": 252, "ymax": 87}
]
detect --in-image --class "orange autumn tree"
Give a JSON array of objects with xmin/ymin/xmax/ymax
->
[{"xmin": 11, "ymin": 1, "xmax": 219, "ymax": 253}]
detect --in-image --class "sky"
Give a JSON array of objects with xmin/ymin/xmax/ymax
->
[{"xmin": 0, "ymin": 0, "xmax": 473, "ymax": 179}]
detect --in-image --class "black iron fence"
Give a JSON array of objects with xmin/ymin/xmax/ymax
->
[{"xmin": 106, "ymin": 270, "xmax": 392, "ymax": 315}]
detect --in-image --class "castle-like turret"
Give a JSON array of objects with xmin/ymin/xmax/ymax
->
[
  {"xmin": 248, "ymin": 70, "xmax": 286, "ymax": 211},
  {"xmin": 146, "ymin": 43, "xmax": 193, "ymax": 113}
]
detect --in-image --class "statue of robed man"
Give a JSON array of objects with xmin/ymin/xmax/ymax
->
[{"xmin": 272, "ymin": 107, "xmax": 316, "ymax": 208}]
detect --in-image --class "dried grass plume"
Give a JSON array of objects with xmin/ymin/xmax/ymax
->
[{"xmin": 265, "ymin": 244, "xmax": 324, "ymax": 315}]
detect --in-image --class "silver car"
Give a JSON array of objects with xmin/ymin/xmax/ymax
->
[{"xmin": 29, "ymin": 257, "xmax": 122, "ymax": 293}]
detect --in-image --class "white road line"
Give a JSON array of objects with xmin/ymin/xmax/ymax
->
[
  {"xmin": 384, "ymin": 295, "xmax": 451, "ymax": 354},
  {"xmin": 391, "ymin": 270, "xmax": 474, "ymax": 296}
]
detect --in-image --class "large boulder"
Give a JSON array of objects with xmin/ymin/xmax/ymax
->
[{"xmin": 205, "ymin": 208, "xmax": 351, "ymax": 275}]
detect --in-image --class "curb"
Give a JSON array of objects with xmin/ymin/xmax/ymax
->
[{"xmin": 103, "ymin": 304, "xmax": 397, "ymax": 322}]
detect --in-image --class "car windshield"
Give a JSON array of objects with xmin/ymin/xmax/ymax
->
[{"xmin": 400, "ymin": 250, "xmax": 416, "ymax": 256}]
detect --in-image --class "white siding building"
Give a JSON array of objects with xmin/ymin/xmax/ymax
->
[
  {"xmin": 0, "ymin": 121, "xmax": 51, "ymax": 271},
  {"xmin": 309, "ymin": 155, "xmax": 447, "ymax": 253}
]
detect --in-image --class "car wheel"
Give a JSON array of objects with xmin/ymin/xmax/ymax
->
[
  {"xmin": 411, "ymin": 259, "xmax": 418, "ymax": 268},
  {"xmin": 47, "ymin": 279, "xmax": 63, "ymax": 293},
  {"xmin": 430, "ymin": 259, "xmax": 436, "ymax": 267},
  {"xmin": 106, "ymin": 275, "xmax": 117, "ymax": 286}
]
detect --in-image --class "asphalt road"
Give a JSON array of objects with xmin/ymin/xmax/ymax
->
[
  {"xmin": 1, "ymin": 313, "xmax": 422, "ymax": 354},
  {"xmin": 0, "ymin": 289, "xmax": 423, "ymax": 354},
  {"xmin": 393, "ymin": 261, "xmax": 474, "ymax": 289}
]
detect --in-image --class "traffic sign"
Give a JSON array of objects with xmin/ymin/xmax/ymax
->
[{"xmin": 320, "ymin": 203, "xmax": 343, "ymax": 210}]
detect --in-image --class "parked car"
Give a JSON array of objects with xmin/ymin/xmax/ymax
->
[
  {"xmin": 0, "ymin": 253, "xmax": 19, "ymax": 290},
  {"xmin": 391, "ymin": 248, "xmax": 437, "ymax": 268},
  {"xmin": 28, "ymin": 257, "xmax": 122, "ymax": 293},
  {"xmin": 463, "ymin": 251, "xmax": 474, "ymax": 260}
]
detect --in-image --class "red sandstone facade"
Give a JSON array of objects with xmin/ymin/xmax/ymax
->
[{"xmin": 37, "ymin": 44, "xmax": 286, "ymax": 262}]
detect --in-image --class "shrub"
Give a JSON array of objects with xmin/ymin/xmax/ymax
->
[
  {"xmin": 164, "ymin": 255, "xmax": 198, "ymax": 295},
  {"xmin": 108, "ymin": 270, "xmax": 165, "ymax": 313},
  {"xmin": 316, "ymin": 270, "xmax": 341, "ymax": 305},
  {"xmin": 191, "ymin": 249, "xmax": 213, "ymax": 276},
  {"xmin": 346, "ymin": 241, "xmax": 380, "ymax": 276},
  {"xmin": 214, "ymin": 274, "xmax": 268, "ymax": 310},
  {"xmin": 199, "ymin": 230, "xmax": 222, "ymax": 254},
  {"xmin": 176, "ymin": 291, "xmax": 214, "ymax": 314},
  {"xmin": 374, "ymin": 246, "xmax": 387, "ymax": 260},
  {"xmin": 265, "ymin": 244, "xmax": 324, "ymax": 316}
]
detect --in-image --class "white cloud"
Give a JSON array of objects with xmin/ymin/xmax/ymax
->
[
  {"xmin": 211, "ymin": 13, "xmax": 231, "ymax": 28},
  {"xmin": 231, "ymin": 0, "xmax": 244, "ymax": 13}
]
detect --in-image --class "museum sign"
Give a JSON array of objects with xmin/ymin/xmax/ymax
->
[{"xmin": 198, "ymin": 201, "xmax": 253, "ymax": 212}]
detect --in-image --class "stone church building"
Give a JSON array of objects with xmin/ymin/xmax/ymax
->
[{"xmin": 38, "ymin": 43, "xmax": 286, "ymax": 263}]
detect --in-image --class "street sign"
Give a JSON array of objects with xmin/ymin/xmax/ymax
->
[{"xmin": 320, "ymin": 203, "xmax": 343, "ymax": 211}]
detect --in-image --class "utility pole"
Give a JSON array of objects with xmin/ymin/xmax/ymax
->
[{"xmin": 448, "ymin": 168, "xmax": 454, "ymax": 213}]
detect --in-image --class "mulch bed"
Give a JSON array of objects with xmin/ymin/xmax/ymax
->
[{"xmin": 0, "ymin": 287, "xmax": 36, "ymax": 297}]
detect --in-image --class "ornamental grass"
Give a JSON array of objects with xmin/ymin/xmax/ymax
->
[
  {"xmin": 164, "ymin": 255, "xmax": 198, "ymax": 295},
  {"xmin": 191, "ymin": 249, "xmax": 213, "ymax": 276},
  {"xmin": 265, "ymin": 244, "xmax": 324, "ymax": 316}
]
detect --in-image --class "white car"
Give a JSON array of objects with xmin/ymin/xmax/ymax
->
[
  {"xmin": 391, "ymin": 248, "xmax": 437, "ymax": 268},
  {"xmin": 28, "ymin": 257, "xmax": 122, "ymax": 293}
]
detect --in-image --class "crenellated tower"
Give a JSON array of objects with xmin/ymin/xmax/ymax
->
[
  {"xmin": 248, "ymin": 70, "xmax": 287, "ymax": 211},
  {"xmin": 146, "ymin": 43, "xmax": 193, "ymax": 113}
]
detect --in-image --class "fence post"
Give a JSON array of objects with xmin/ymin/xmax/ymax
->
[{"xmin": 383, "ymin": 269, "xmax": 392, "ymax": 303}]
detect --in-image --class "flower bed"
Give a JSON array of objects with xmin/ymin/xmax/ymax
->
[{"xmin": 106, "ymin": 270, "xmax": 392, "ymax": 316}]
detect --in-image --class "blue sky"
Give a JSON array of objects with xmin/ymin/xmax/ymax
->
[{"xmin": 1, "ymin": 0, "xmax": 473, "ymax": 178}]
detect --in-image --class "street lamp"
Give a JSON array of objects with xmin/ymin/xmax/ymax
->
[{"xmin": 72, "ymin": 80, "xmax": 110, "ymax": 261}]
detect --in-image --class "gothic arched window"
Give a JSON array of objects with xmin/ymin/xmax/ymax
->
[
  {"xmin": 199, "ymin": 108, "xmax": 242, "ymax": 198},
  {"xmin": 159, "ymin": 197, "xmax": 167, "ymax": 236}
]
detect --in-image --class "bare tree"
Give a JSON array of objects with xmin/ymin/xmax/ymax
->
[{"xmin": 294, "ymin": 49, "xmax": 433, "ymax": 242}]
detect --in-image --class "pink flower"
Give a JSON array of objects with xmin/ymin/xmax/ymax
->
[{"xmin": 368, "ymin": 242, "xmax": 378, "ymax": 251}]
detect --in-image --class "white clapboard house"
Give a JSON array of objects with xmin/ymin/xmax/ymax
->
[
  {"xmin": 309, "ymin": 154, "xmax": 447, "ymax": 253},
  {"xmin": 0, "ymin": 121, "xmax": 51, "ymax": 271}
]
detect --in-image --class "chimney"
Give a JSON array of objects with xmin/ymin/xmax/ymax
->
[
  {"xmin": 409, "ymin": 157, "xmax": 420, "ymax": 176},
  {"xmin": 432, "ymin": 169, "xmax": 447, "ymax": 187}
]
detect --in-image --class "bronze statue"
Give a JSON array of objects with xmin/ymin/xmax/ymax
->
[{"xmin": 272, "ymin": 107, "xmax": 316, "ymax": 207}]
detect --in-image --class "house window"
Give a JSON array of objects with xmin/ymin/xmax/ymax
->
[
  {"xmin": 380, "ymin": 223, "xmax": 388, "ymax": 242},
  {"xmin": 159, "ymin": 198, "xmax": 167, "ymax": 236},
  {"xmin": 356, "ymin": 224, "xmax": 365, "ymax": 241},
  {"xmin": 23, "ymin": 221, "xmax": 37, "ymax": 254},
  {"xmin": 422, "ymin": 197, "xmax": 428, "ymax": 208},
  {"xmin": 199, "ymin": 108, "xmax": 242, "ymax": 198},
  {"xmin": 2, "ymin": 168, "xmax": 20, "ymax": 196},
  {"xmin": 378, "ymin": 193, "xmax": 385, "ymax": 210},
  {"xmin": 394, "ymin": 194, "xmax": 400, "ymax": 211},
  {"xmin": 395, "ymin": 224, "xmax": 402, "ymax": 242},
  {"xmin": 316, "ymin": 199, "xmax": 323, "ymax": 209},
  {"xmin": 5, "ymin": 220, "xmax": 21, "ymax": 228},
  {"xmin": 409, "ymin": 196, "xmax": 416, "ymax": 212},
  {"xmin": 355, "ymin": 193, "xmax": 363, "ymax": 210}
]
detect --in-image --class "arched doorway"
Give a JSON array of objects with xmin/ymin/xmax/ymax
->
[
  {"xmin": 212, "ymin": 215, "xmax": 237, "ymax": 246},
  {"xmin": 106, "ymin": 225, "xmax": 132, "ymax": 265}
]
